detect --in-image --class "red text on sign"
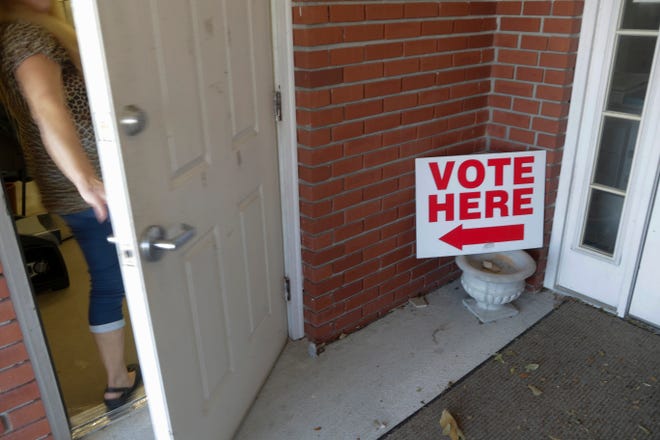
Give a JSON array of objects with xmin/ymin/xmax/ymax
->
[
  {"xmin": 428, "ymin": 188, "xmax": 534, "ymax": 222},
  {"xmin": 426, "ymin": 154, "xmax": 536, "ymax": 223},
  {"xmin": 428, "ymin": 156, "xmax": 535, "ymax": 190}
]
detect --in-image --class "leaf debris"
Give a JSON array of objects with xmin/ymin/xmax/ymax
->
[
  {"xmin": 528, "ymin": 384, "xmax": 543, "ymax": 396},
  {"xmin": 439, "ymin": 409, "xmax": 466, "ymax": 440},
  {"xmin": 638, "ymin": 424, "xmax": 651, "ymax": 435}
]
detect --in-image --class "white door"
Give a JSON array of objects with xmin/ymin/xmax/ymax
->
[
  {"xmin": 73, "ymin": 1, "xmax": 288, "ymax": 438},
  {"xmin": 552, "ymin": 0, "xmax": 660, "ymax": 308},
  {"xmin": 629, "ymin": 186, "xmax": 660, "ymax": 326}
]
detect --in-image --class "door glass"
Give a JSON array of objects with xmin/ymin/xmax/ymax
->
[
  {"xmin": 593, "ymin": 117, "xmax": 639, "ymax": 190},
  {"xmin": 583, "ymin": 190, "xmax": 625, "ymax": 254},
  {"xmin": 606, "ymin": 36, "xmax": 656, "ymax": 115},
  {"xmin": 580, "ymin": 0, "xmax": 659, "ymax": 256},
  {"xmin": 621, "ymin": 0, "xmax": 660, "ymax": 30}
]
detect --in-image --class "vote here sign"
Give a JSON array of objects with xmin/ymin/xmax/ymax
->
[{"xmin": 415, "ymin": 151, "xmax": 546, "ymax": 258}]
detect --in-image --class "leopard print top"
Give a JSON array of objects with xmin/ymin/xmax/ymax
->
[{"xmin": 0, "ymin": 20, "xmax": 100, "ymax": 214}]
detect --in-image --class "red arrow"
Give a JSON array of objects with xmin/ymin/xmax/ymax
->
[{"xmin": 439, "ymin": 224, "xmax": 525, "ymax": 250}]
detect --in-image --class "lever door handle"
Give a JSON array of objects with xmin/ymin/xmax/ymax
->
[{"xmin": 139, "ymin": 224, "xmax": 196, "ymax": 261}]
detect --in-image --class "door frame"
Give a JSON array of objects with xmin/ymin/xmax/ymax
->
[
  {"xmin": 2, "ymin": 0, "xmax": 301, "ymax": 438},
  {"xmin": 545, "ymin": 0, "xmax": 660, "ymax": 317},
  {"xmin": 0, "ymin": 192, "xmax": 70, "ymax": 439},
  {"xmin": 272, "ymin": 0, "xmax": 305, "ymax": 341}
]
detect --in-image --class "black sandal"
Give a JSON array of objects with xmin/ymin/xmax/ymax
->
[{"xmin": 104, "ymin": 364, "xmax": 142, "ymax": 411}]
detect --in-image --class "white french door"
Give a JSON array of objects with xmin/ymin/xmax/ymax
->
[
  {"xmin": 629, "ymin": 184, "xmax": 660, "ymax": 326},
  {"xmin": 547, "ymin": 0, "xmax": 660, "ymax": 315}
]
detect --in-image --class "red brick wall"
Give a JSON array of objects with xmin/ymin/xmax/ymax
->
[
  {"xmin": 0, "ymin": 263, "xmax": 51, "ymax": 439},
  {"xmin": 293, "ymin": 1, "xmax": 497, "ymax": 342},
  {"xmin": 487, "ymin": 0, "xmax": 583, "ymax": 289},
  {"xmin": 294, "ymin": 1, "xmax": 583, "ymax": 344}
]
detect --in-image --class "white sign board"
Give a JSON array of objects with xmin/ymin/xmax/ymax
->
[{"xmin": 415, "ymin": 151, "xmax": 546, "ymax": 257}]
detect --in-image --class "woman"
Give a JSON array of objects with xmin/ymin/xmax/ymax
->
[{"xmin": 0, "ymin": 0, "xmax": 140, "ymax": 410}]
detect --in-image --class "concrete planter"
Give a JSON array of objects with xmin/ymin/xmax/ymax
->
[{"xmin": 455, "ymin": 250, "xmax": 536, "ymax": 323}]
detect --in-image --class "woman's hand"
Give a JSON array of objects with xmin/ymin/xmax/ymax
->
[{"xmin": 76, "ymin": 176, "xmax": 108, "ymax": 222}]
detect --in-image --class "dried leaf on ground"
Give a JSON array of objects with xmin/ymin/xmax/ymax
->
[
  {"xmin": 528, "ymin": 384, "xmax": 543, "ymax": 396},
  {"xmin": 525, "ymin": 363, "xmax": 540, "ymax": 372},
  {"xmin": 439, "ymin": 409, "xmax": 466, "ymax": 440},
  {"xmin": 638, "ymin": 424, "xmax": 651, "ymax": 435},
  {"xmin": 510, "ymin": 367, "xmax": 516, "ymax": 375},
  {"xmin": 493, "ymin": 353, "xmax": 505, "ymax": 364},
  {"xmin": 313, "ymin": 426, "xmax": 322, "ymax": 431},
  {"xmin": 548, "ymin": 436, "xmax": 561, "ymax": 440}
]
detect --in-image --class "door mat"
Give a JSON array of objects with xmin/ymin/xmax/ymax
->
[{"xmin": 383, "ymin": 300, "xmax": 660, "ymax": 440}]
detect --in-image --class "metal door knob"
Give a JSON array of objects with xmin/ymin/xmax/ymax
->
[
  {"xmin": 119, "ymin": 105, "xmax": 147, "ymax": 136},
  {"xmin": 140, "ymin": 224, "xmax": 196, "ymax": 261}
]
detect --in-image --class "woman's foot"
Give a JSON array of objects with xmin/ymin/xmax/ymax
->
[
  {"xmin": 103, "ymin": 364, "xmax": 142, "ymax": 410},
  {"xmin": 104, "ymin": 369, "xmax": 136, "ymax": 400}
]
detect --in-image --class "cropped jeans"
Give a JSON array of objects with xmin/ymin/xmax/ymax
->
[{"xmin": 60, "ymin": 208, "xmax": 125, "ymax": 334}]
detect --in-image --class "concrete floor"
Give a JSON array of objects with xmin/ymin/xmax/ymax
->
[{"xmin": 87, "ymin": 280, "xmax": 557, "ymax": 440}]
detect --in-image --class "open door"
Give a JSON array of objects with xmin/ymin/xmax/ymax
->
[{"xmin": 72, "ymin": 1, "xmax": 288, "ymax": 438}]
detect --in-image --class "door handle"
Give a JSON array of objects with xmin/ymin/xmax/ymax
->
[
  {"xmin": 119, "ymin": 105, "xmax": 147, "ymax": 136},
  {"xmin": 140, "ymin": 224, "xmax": 196, "ymax": 261}
]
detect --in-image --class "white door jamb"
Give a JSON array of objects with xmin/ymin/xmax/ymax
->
[
  {"xmin": 0, "ymin": 192, "xmax": 71, "ymax": 440},
  {"xmin": 545, "ymin": 0, "xmax": 601, "ymax": 297},
  {"xmin": 272, "ymin": 0, "xmax": 304, "ymax": 340}
]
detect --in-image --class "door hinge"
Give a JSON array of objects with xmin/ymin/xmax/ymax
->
[
  {"xmin": 274, "ymin": 89, "xmax": 283, "ymax": 122},
  {"xmin": 284, "ymin": 275, "xmax": 291, "ymax": 301}
]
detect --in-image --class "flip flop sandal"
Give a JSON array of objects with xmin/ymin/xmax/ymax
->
[{"xmin": 104, "ymin": 363, "xmax": 142, "ymax": 411}]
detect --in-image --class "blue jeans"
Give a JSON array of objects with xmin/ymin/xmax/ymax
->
[{"xmin": 60, "ymin": 208, "xmax": 125, "ymax": 333}]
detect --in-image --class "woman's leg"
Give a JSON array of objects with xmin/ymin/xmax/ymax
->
[
  {"xmin": 93, "ymin": 327, "xmax": 135, "ymax": 399},
  {"xmin": 60, "ymin": 208, "xmax": 136, "ymax": 401}
]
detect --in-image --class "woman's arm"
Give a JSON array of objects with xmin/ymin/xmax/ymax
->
[{"xmin": 15, "ymin": 53, "xmax": 107, "ymax": 221}]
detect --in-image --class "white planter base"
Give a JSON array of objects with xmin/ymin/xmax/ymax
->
[
  {"xmin": 463, "ymin": 298, "xmax": 519, "ymax": 323},
  {"xmin": 455, "ymin": 250, "xmax": 536, "ymax": 323}
]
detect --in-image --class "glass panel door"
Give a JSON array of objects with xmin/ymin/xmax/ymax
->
[
  {"xmin": 552, "ymin": 0, "xmax": 660, "ymax": 309},
  {"xmin": 580, "ymin": 0, "xmax": 660, "ymax": 256}
]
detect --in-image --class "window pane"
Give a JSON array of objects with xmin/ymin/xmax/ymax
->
[
  {"xmin": 621, "ymin": 0, "xmax": 660, "ymax": 30},
  {"xmin": 582, "ymin": 190, "xmax": 625, "ymax": 255},
  {"xmin": 606, "ymin": 36, "xmax": 657, "ymax": 115},
  {"xmin": 593, "ymin": 116, "xmax": 639, "ymax": 190}
]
